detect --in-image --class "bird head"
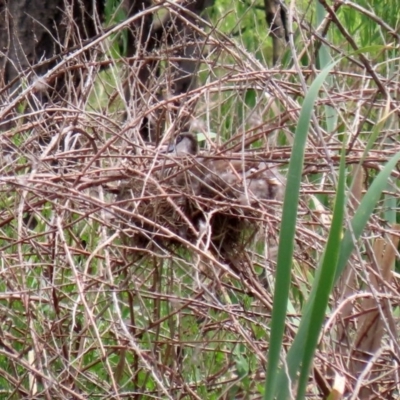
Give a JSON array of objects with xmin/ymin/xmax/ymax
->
[{"xmin": 166, "ymin": 133, "xmax": 198, "ymax": 156}]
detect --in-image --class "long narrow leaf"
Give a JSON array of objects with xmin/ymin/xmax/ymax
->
[
  {"xmin": 295, "ymin": 144, "xmax": 346, "ymax": 400},
  {"xmin": 276, "ymin": 150, "xmax": 400, "ymax": 398},
  {"xmin": 264, "ymin": 60, "xmax": 339, "ymax": 399},
  {"xmin": 335, "ymin": 151, "xmax": 400, "ymax": 280}
]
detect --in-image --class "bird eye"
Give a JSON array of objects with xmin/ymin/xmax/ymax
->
[{"xmin": 176, "ymin": 135, "xmax": 183, "ymax": 144}]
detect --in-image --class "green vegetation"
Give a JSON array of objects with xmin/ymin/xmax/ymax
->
[{"xmin": 1, "ymin": 0, "xmax": 400, "ymax": 399}]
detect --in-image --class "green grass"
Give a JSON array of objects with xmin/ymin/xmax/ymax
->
[{"xmin": 1, "ymin": 0, "xmax": 400, "ymax": 398}]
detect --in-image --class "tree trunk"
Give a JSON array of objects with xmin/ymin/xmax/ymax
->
[
  {"xmin": 264, "ymin": 0, "xmax": 288, "ymax": 64},
  {"xmin": 0, "ymin": 0, "xmax": 212, "ymax": 142},
  {"xmin": 0, "ymin": 0, "xmax": 103, "ymax": 107}
]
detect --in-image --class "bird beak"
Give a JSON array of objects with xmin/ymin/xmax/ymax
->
[{"xmin": 160, "ymin": 144, "xmax": 175, "ymax": 154}]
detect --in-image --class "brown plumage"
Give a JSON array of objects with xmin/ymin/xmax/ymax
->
[
  {"xmin": 168, "ymin": 133, "xmax": 283, "ymax": 206},
  {"xmin": 116, "ymin": 133, "xmax": 284, "ymax": 266}
]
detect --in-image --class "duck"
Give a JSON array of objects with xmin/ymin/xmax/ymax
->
[
  {"xmin": 165, "ymin": 132, "xmax": 283, "ymax": 206},
  {"xmin": 115, "ymin": 132, "xmax": 284, "ymax": 269},
  {"xmin": 161, "ymin": 132, "xmax": 284, "ymax": 276}
]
